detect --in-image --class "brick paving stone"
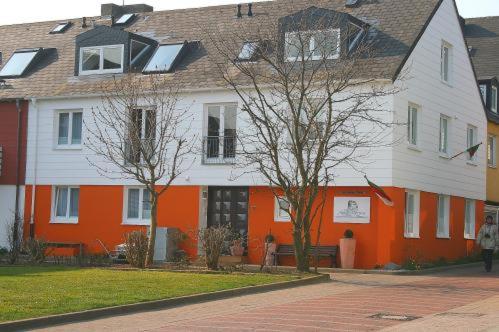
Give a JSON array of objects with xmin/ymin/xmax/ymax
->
[{"xmin": 33, "ymin": 265, "xmax": 499, "ymax": 332}]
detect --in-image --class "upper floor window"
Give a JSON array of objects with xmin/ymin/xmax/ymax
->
[
  {"xmin": 124, "ymin": 187, "xmax": 151, "ymax": 225},
  {"xmin": 79, "ymin": 45, "xmax": 124, "ymax": 75},
  {"xmin": 466, "ymin": 125, "xmax": 478, "ymax": 162},
  {"xmin": 274, "ymin": 196, "xmax": 291, "ymax": 222},
  {"xmin": 437, "ymin": 194, "xmax": 450, "ymax": 238},
  {"xmin": 203, "ymin": 104, "xmax": 237, "ymax": 164},
  {"xmin": 480, "ymin": 84, "xmax": 487, "ymax": 103},
  {"xmin": 407, "ymin": 104, "xmax": 420, "ymax": 147},
  {"xmin": 439, "ymin": 114, "xmax": 450, "ymax": 155},
  {"xmin": 441, "ymin": 41, "xmax": 453, "ymax": 84},
  {"xmin": 126, "ymin": 108, "xmax": 156, "ymax": 164},
  {"xmin": 491, "ymin": 86, "xmax": 497, "ymax": 113},
  {"xmin": 57, "ymin": 110, "xmax": 83, "ymax": 147},
  {"xmin": 285, "ymin": 29, "xmax": 340, "ymax": 62},
  {"xmin": 464, "ymin": 199, "xmax": 476, "ymax": 239},
  {"xmin": 52, "ymin": 186, "xmax": 79, "ymax": 223},
  {"xmin": 404, "ymin": 190, "xmax": 420, "ymax": 238},
  {"xmin": 488, "ymin": 135, "xmax": 496, "ymax": 168}
]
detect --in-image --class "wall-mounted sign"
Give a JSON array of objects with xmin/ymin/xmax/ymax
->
[{"xmin": 333, "ymin": 197, "xmax": 371, "ymax": 224}]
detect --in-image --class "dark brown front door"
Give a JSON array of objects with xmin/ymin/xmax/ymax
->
[{"xmin": 207, "ymin": 187, "xmax": 249, "ymax": 238}]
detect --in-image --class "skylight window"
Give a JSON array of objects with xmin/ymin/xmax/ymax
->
[
  {"xmin": 237, "ymin": 42, "xmax": 258, "ymax": 61},
  {"xmin": 143, "ymin": 43, "xmax": 186, "ymax": 73},
  {"xmin": 0, "ymin": 48, "xmax": 41, "ymax": 78},
  {"xmin": 115, "ymin": 13, "xmax": 135, "ymax": 25},
  {"xmin": 50, "ymin": 22, "xmax": 71, "ymax": 34}
]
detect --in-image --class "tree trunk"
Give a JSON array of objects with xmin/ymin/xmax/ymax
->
[
  {"xmin": 293, "ymin": 227, "xmax": 310, "ymax": 272},
  {"xmin": 145, "ymin": 195, "xmax": 158, "ymax": 267}
]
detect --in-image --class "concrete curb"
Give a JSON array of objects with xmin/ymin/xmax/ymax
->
[
  {"xmin": 0, "ymin": 274, "xmax": 329, "ymax": 332},
  {"xmin": 324, "ymin": 260, "xmax": 499, "ymax": 276}
]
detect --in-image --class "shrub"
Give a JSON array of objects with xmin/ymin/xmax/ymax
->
[
  {"xmin": 124, "ymin": 231, "xmax": 149, "ymax": 268},
  {"xmin": 24, "ymin": 238, "xmax": 48, "ymax": 264},
  {"xmin": 6, "ymin": 217, "xmax": 23, "ymax": 264},
  {"xmin": 199, "ymin": 225, "xmax": 231, "ymax": 270},
  {"xmin": 344, "ymin": 229, "xmax": 354, "ymax": 239}
]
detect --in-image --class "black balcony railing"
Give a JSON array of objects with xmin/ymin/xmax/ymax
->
[{"xmin": 202, "ymin": 136, "xmax": 236, "ymax": 164}]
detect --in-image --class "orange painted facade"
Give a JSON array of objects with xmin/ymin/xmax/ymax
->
[{"xmin": 24, "ymin": 185, "xmax": 483, "ymax": 268}]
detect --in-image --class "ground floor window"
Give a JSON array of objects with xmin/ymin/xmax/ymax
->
[
  {"xmin": 404, "ymin": 190, "xmax": 420, "ymax": 238},
  {"xmin": 124, "ymin": 187, "xmax": 151, "ymax": 225},
  {"xmin": 52, "ymin": 186, "xmax": 79, "ymax": 223},
  {"xmin": 274, "ymin": 196, "xmax": 291, "ymax": 222},
  {"xmin": 437, "ymin": 194, "xmax": 450, "ymax": 238},
  {"xmin": 464, "ymin": 199, "xmax": 476, "ymax": 239}
]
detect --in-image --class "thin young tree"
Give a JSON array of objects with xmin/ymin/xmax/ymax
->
[
  {"xmin": 85, "ymin": 73, "xmax": 194, "ymax": 267},
  {"xmin": 207, "ymin": 7, "xmax": 398, "ymax": 271}
]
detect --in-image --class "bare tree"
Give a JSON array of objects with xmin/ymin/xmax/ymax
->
[
  {"xmin": 206, "ymin": 8, "xmax": 398, "ymax": 271},
  {"xmin": 85, "ymin": 73, "xmax": 194, "ymax": 267}
]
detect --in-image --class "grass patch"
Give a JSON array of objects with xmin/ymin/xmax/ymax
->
[{"xmin": 0, "ymin": 266, "xmax": 297, "ymax": 322}]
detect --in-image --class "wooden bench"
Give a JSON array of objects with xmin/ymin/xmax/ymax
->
[
  {"xmin": 272, "ymin": 244, "xmax": 338, "ymax": 268},
  {"xmin": 46, "ymin": 242, "xmax": 84, "ymax": 264}
]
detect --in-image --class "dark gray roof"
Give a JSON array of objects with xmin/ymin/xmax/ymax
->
[
  {"xmin": 0, "ymin": 0, "xmax": 442, "ymax": 99},
  {"xmin": 465, "ymin": 16, "xmax": 499, "ymax": 79}
]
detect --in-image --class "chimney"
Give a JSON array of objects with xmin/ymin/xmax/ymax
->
[
  {"xmin": 101, "ymin": 3, "xmax": 153, "ymax": 17},
  {"xmin": 81, "ymin": 17, "xmax": 87, "ymax": 28},
  {"xmin": 237, "ymin": 4, "xmax": 242, "ymax": 18},
  {"xmin": 248, "ymin": 3, "xmax": 253, "ymax": 17}
]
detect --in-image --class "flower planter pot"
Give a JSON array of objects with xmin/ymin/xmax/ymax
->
[
  {"xmin": 230, "ymin": 245, "xmax": 245, "ymax": 256},
  {"xmin": 265, "ymin": 242, "xmax": 277, "ymax": 266},
  {"xmin": 339, "ymin": 238, "xmax": 356, "ymax": 269}
]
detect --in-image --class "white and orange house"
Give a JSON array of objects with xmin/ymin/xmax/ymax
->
[{"xmin": 0, "ymin": 0, "xmax": 488, "ymax": 268}]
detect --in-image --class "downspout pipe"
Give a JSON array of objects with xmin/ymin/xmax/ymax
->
[
  {"xmin": 13, "ymin": 99, "xmax": 22, "ymax": 242},
  {"xmin": 29, "ymin": 98, "xmax": 38, "ymax": 238}
]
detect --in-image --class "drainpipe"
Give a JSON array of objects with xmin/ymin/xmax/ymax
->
[
  {"xmin": 29, "ymin": 98, "xmax": 38, "ymax": 238},
  {"xmin": 13, "ymin": 99, "xmax": 22, "ymax": 241}
]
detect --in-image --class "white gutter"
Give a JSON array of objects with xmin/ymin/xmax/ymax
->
[{"xmin": 29, "ymin": 98, "xmax": 39, "ymax": 233}]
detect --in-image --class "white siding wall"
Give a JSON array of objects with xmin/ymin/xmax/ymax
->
[
  {"xmin": 26, "ymin": 88, "xmax": 394, "ymax": 187},
  {"xmin": 0, "ymin": 185, "xmax": 24, "ymax": 248},
  {"xmin": 392, "ymin": 0, "xmax": 486, "ymax": 200}
]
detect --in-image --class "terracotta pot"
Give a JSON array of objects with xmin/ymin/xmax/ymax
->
[
  {"xmin": 230, "ymin": 245, "xmax": 244, "ymax": 256},
  {"xmin": 339, "ymin": 238, "xmax": 356, "ymax": 269},
  {"xmin": 265, "ymin": 242, "xmax": 277, "ymax": 266}
]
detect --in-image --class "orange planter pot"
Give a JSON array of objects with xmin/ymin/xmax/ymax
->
[{"xmin": 339, "ymin": 238, "xmax": 356, "ymax": 269}]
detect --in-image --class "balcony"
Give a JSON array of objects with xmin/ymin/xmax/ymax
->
[{"xmin": 202, "ymin": 136, "xmax": 236, "ymax": 164}]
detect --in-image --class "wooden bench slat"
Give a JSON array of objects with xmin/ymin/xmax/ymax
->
[{"xmin": 271, "ymin": 244, "xmax": 339, "ymax": 268}]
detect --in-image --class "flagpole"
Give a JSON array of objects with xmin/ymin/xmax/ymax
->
[{"xmin": 450, "ymin": 142, "xmax": 482, "ymax": 160}]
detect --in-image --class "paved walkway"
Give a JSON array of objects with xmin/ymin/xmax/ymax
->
[{"xmin": 35, "ymin": 265, "xmax": 499, "ymax": 331}]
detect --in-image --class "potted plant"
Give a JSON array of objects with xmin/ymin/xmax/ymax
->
[
  {"xmin": 340, "ymin": 229, "xmax": 356, "ymax": 269},
  {"xmin": 264, "ymin": 233, "xmax": 277, "ymax": 266},
  {"xmin": 230, "ymin": 237, "xmax": 245, "ymax": 256}
]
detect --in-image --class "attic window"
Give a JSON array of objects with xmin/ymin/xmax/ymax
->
[
  {"xmin": 130, "ymin": 40, "xmax": 150, "ymax": 66},
  {"xmin": 50, "ymin": 22, "xmax": 71, "ymax": 34},
  {"xmin": 285, "ymin": 29, "xmax": 340, "ymax": 62},
  {"xmin": 79, "ymin": 45, "xmax": 124, "ymax": 75},
  {"xmin": 143, "ymin": 43, "xmax": 186, "ymax": 73},
  {"xmin": 237, "ymin": 42, "xmax": 258, "ymax": 61},
  {"xmin": 348, "ymin": 23, "xmax": 365, "ymax": 52},
  {"xmin": 115, "ymin": 13, "xmax": 135, "ymax": 25},
  {"xmin": 0, "ymin": 48, "xmax": 41, "ymax": 78}
]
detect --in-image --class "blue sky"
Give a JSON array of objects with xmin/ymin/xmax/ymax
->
[{"xmin": 0, "ymin": 0, "xmax": 498, "ymax": 25}]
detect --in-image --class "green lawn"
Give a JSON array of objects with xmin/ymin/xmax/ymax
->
[{"xmin": 0, "ymin": 266, "xmax": 297, "ymax": 322}]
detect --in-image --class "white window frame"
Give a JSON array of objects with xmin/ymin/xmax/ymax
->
[
  {"xmin": 488, "ymin": 135, "xmax": 496, "ymax": 168},
  {"xmin": 407, "ymin": 103, "xmax": 420, "ymax": 148},
  {"xmin": 130, "ymin": 40, "xmax": 150, "ymax": 66},
  {"xmin": 285, "ymin": 29, "xmax": 341, "ymax": 62},
  {"xmin": 274, "ymin": 196, "xmax": 291, "ymax": 222},
  {"xmin": 491, "ymin": 86, "xmax": 497, "ymax": 113},
  {"xmin": 436, "ymin": 194, "xmax": 450, "ymax": 238},
  {"xmin": 441, "ymin": 41, "xmax": 453, "ymax": 84},
  {"xmin": 404, "ymin": 190, "xmax": 420, "ymax": 238},
  {"xmin": 79, "ymin": 44, "xmax": 124, "ymax": 75},
  {"xmin": 480, "ymin": 84, "xmax": 487, "ymax": 103},
  {"xmin": 464, "ymin": 199, "xmax": 476, "ymax": 239},
  {"xmin": 51, "ymin": 186, "xmax": 79, "ymax": 224},
  {"xmin": 439, "ymin": 114, "xmax": 450, "ymax": 156},
  {"xmin": 466, "ymin": 124, "xmax": 478, "ymax": 163},
  {"xmin": 55, "ymin": 110, "xmax": 83, "ymax": 149},
  {"xmin": 123, "ymin": 187, "xmax": 151, "ymax": 225}
]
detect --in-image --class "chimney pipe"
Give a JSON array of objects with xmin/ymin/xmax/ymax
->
[
  {"xmin": 81, "ymin": 17, "xmax": 87, "ymax": 28},
  {"xmin": 248, "ymin": 3, "xmax": 253, "ymax": 17},
  {"xmin": 111, "ymin": 15, "xmax": 115, "ymax": 25},
  {"xmin": 237, "ymin": 4, "xmax": 242, "ymax": 18}
]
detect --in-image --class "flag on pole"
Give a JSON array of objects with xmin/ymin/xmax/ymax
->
[
  {"xmin": 450, "ymin": 142, "xmax": 482, "ymax": 160},
  {"xmin": 364, "ymin": 175, "xmax": 394, "ymax": 207}
]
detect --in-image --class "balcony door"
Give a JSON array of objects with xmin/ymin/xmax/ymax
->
[{"xmin": 205, "ymin": 104, "xmax": 237, "ymax": 163}]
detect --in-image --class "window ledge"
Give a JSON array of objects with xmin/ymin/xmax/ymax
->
[
  {"xmin": 404, "ymin": 234, "xmax": 420, "ymax": 239},
  {"xmin": 274, "ymin": 219, "xmax": 291, "ymax": 223},
  {"xmin": 122, "ymin": 220, "xmax": 150, "ymax": 226},
  {"xmin": 441, "ymin": 79, "xmax": 453, "ymax": 88},
  {"xmin": 488, "ymin": 164, "xmax": 497, "ymax": 169},
  {"xmin": 439, "ymin": 153, "xmax": 451, "ymax": 160},
  {"xmin": 50, "ymin": 219, "xmax": 78, "ymax": 224},
  {"xmin": 464, "ymin": 235, "xmax": 476, "ymax": 240},
  {"xmin": 466, "ymin": 160, "xmax": 478, "ymax": 167},
  {"xmin": 55, "ymin": 145, "xmax": 82, "ymax": 150},
  {"xmin": 407, "ymin": 144, "xmax": 422, "ymax": 152},
  {"xmin": 436, "ymin": 235, "xmax": 451, "ymax": 239}
]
